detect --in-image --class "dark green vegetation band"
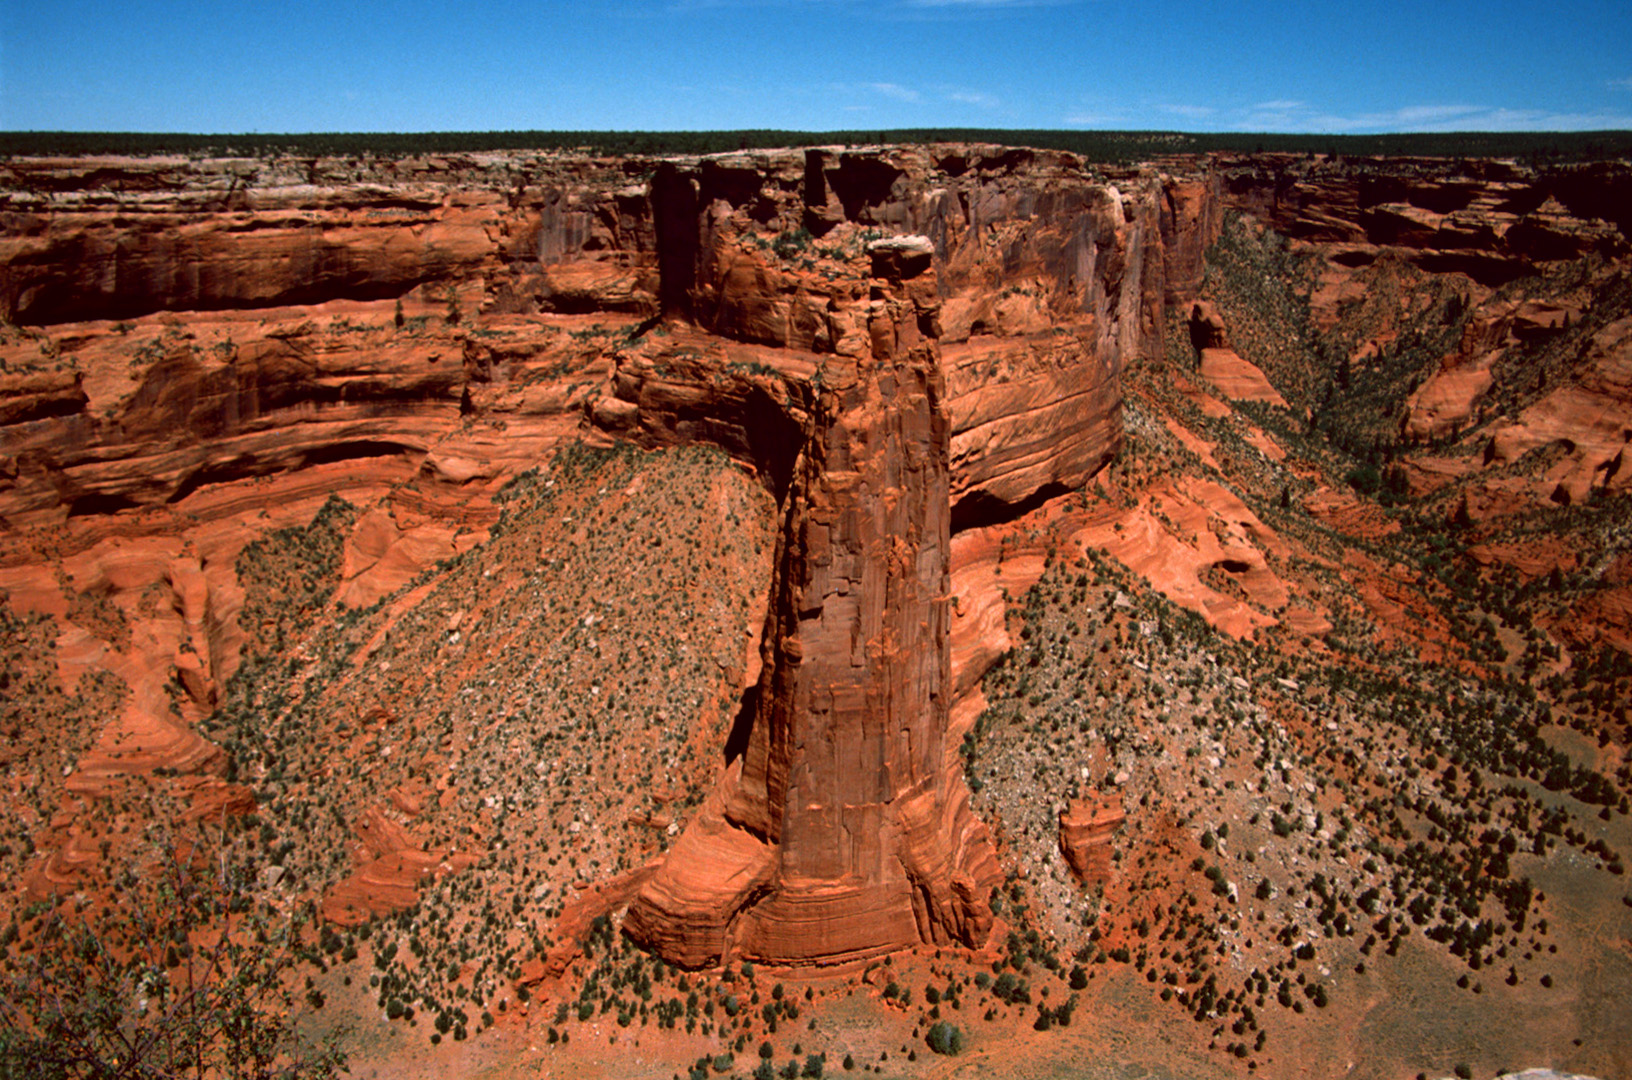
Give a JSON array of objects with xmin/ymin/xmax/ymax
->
[{"xmin": 4, "ymin": 129, "xmax": 1631, "ymax": 163}]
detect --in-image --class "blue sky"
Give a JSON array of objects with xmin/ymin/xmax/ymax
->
[{"xmin": 4, "ymin": 0, "xmax": 1630, "ymax": 133}]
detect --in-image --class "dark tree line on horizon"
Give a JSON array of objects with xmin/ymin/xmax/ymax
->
[{"xmin": 2, "ymin": 128, "xmax": 1630, "ymax": 164}]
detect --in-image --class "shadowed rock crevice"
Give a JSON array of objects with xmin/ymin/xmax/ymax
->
[
  {"xmin": 828, "ymin": 153, "xmax": 905, "ymax": 222},
  {"xmin": 740, "ymin": 384, "xmax": 808, "ymax": 507},
  {"xmin": 66, "ymin": 491, "xmax": 142, "ymax": 518},
  {"xmin": 166, "ymin": 440, "xmax": 418, "ymax": 503},
  {"xmin": 721, "ymin": 683, "xmax": 760, "ymax": 765},
  {"xmin": 652, "ymin": 162, "xmax": 701, "ymax": 320},
  {"xmin": 950, "ymin": 480, "xmax": 1077, "ymax": 535}
]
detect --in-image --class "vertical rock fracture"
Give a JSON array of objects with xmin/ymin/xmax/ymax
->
[{"xmin": 623, "ymin": 246, "xmax": 1001, "ymax": 967}]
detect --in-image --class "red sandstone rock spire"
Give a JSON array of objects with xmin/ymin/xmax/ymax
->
[{"xmin": 623, "ymin": 247, "xmax": 1001, "ymax": 968}]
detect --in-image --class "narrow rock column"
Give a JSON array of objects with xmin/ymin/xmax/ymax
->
[{"xmin": 624, "ymin": 261, "xmax": 999, "ymax": 967}]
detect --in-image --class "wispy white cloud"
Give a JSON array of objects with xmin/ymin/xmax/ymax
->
[
  {"xmin": 868, "ymin": 82, "xmax": 922, "ymax": 103},
  {"xmin": 1437, "ymin": 106, "xmax": 1632, "ymax": 130},
  {"xmin": 1063, "ymin": 111, "xmax": 1132, "ymax": 127},
  {"xmin": 1224, "ymin": 100, "xmax": 1632, "ymax": 132},
  {"xmin": 1156, "ymin": 103, "xmax": 1216, "ymax": 120},
  {"xmin": 1065, "ymin": 96, "xmax": 1632, "ymax": 134},
  {"xmin": 1610, "ymin": 76, "xmax": 1632, "ymax": 91},
  {"xmin": 1390, "ymin": 104, "xmax": 1484, "ymax": 124},
  {"xmin": 947, "ymin": 89, "xmax": 1001, "ymax": 109}
]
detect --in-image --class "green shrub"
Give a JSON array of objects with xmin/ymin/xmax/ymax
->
[
  {"xmin": 771, "ymin": 229, "xmax": 813, "ymax": 260},
  {"xmin": 926, "ymin": 1021, "xmax": 965, "ymax": 1055}
]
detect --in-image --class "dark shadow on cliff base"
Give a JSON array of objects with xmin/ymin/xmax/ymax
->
[
  {"xmin": 724, "ymin": 683, "xmax": 760, "ymax": 764},
  {"xmin": 950, "ymin": 481, "xmax": 1076, "ymax": 534}
]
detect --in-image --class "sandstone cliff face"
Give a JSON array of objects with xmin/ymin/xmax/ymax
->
[
  {"xmin": 618, "ymin": 238, "xmax": 1000, "ymax": 966},
  {"xmin": 1207, "ymin": 154, "xmax": 1632, "ymax": 515},
  {"xmin": 580, "ymin": 147, "xmax": 1201, "ymax": 965},
  {"xmin": 1058, "ymin": 796, "xmax": 1125, "ymax": 885},
  {"xmin": 24, "ymin": 144, "xmax": 1624, "ymax": 974},
  {"xmin": 0, "ymin": 154, "xmax": 658, "ymax": 325},
  {"xmin": 3, "ymin": 144, "xmax": 1189, "ymax": 969},
  {"xmin": 568, "ymin": 146, "xmax": 1209, "ymax": 966},
  {"xmin": 0, "ymin": 147, "xmax": 1191, "ymax": 533},
  {"xmin": 13, "ymin": 145, "xmax": 1632, "ymax": 1079},
  {"xmin": 635, "ymin": 146, "xmax": 1180, "ymax": 525},
  {"xmin": 1215, "ymin": 155, "xmax": 1628, "ymax": 286}
]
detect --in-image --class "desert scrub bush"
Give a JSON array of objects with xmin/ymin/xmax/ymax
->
[
  {"xmin": 235, "ymin": 495, "xmax": 358, "ymax": 657},
  {"xmin": 925, "ymin": 1020, "xmax": 965, "ymax": 1055},
  {"xmin": 771, "ymin": 228, "xmax": 813, "ymax": 261},
  {"xmin": 0, "ymin": 837, "xmax": 347, "ymax": 1080}
]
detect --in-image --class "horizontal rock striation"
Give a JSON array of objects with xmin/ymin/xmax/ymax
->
[
  {"xmin": 621, "ymin": 268, "xmax": 1001, "ymax": 966},
  {"xmin": 0, "ymin": 143, "xmax": 1237, "ymax": 967},
  {"xmin": 1058, "ymin": 796, "xmax": 1126, "ymax": 886},
  {"xmin": 591, "ymin": 147, "xmax": 1208, "ymax": 965},
  {"xmin": 1215, "ymin": 154, "xmax": 1629, "ymax": 286},
  {"xmin": 0, "ymin": 153, "xmax": 659, "ymax": 324},
  {"xmin": 634, "ymin": 146, "xmax": 1206, "ymax": 524},
  {"xmin": 1211, "ymin": 155, "xmax": 1632, "ymax": 515}
]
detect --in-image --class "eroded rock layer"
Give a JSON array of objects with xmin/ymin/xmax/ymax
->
[
  {"xmin": 588, "ymin": 147, "xmax": 1184, "ymax": 964},
  {"xmin": 1, "ymin": 144, "xmax": 1183, "ymax": 968},
  {"xmin": 9, "ymin": 145, "xmax": 1628, "ymax": 977},
  {"xmin": 621, "ymin": 260, "xmax": 1000, "ymax": 967}
]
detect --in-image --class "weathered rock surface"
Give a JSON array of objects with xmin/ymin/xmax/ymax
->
[
  {"xmin": 592, "ymin": 146, "xmax": 1232, "ymax": 965},
  {"xmin": 616, "ymin": 157, "xmax": 1016, "ymax": 965},
  {"xmin": 3, "ymin": 144, "xmax": 1192, "ymax": 966},
  {"xmin": 0, "ymin": 153, "xmax": 659, "ymax": 325},
  {"xmin": 7, "ymin": 144, "xmax": 1630, "ymax": 980},
  {"xmin": 1058, "ymin": 796, "xmax": 1125, "ymax": 885},
  {"xmin": 1217, "ymin": 155, "xmax": 1629, "ymax": 286}
]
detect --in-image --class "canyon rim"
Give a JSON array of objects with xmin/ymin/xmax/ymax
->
[{"xmin": 2, "ymin": 140, "xmax": 1631, "ymax": 1080}]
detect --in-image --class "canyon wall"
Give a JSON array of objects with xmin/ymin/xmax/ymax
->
[
  {"xmin": 10, "ymin": 149, "xmax": 1632, "ymax": 1080},
  {"xmin": 20, "ymin": 145, "xmax": 1630, "ymax": 970},
  {"xmin": 1212, "ymin": 154, "xmax": 1629, "ymax": 284},
  {"xmin": 1, "ymin": 144, "xmax": 1195, "ymax": 967},
  {"xmin": 581, "ymin": 147, "xmax": 1194, "ymax": 964},
  {"xmin": 1207, "ymin": 154, "xmax": 1631, "ymax": 517},
  {"xmin": 0, "ymin": 147, "xmax": 1197, "ymax": 530}
]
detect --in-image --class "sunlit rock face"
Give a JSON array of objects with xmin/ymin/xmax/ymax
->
[
  {"xmin": 601, "ymin": 147, "xmax": 1184, "ymax": 965},
  {"xmin": 16, "ymin": 144, "xmax": 1626, "ymax": 973}
]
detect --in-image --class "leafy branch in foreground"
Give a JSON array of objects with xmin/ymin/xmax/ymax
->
[{"xmin": 0, "ymin": 830, "xmax": 347, "ymax": 1080}]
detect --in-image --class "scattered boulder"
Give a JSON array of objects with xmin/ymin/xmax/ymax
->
[{"xmin": 1058, "ymin": 796, "xmax": 1125, "ymax": 885}]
